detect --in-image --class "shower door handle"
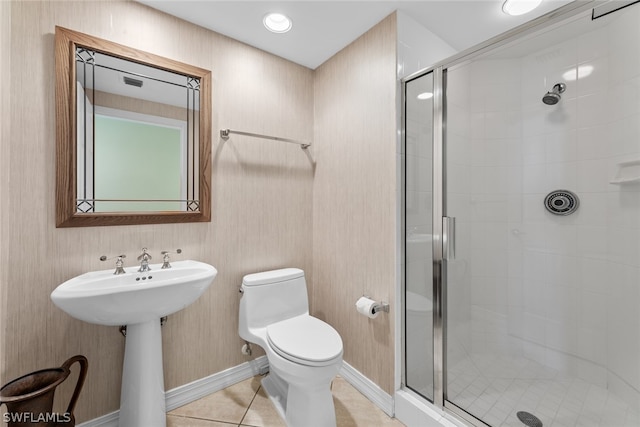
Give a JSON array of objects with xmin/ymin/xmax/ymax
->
[{"xmin": 442, "ymin": 216, "xmax": 456, "ymax": 261}]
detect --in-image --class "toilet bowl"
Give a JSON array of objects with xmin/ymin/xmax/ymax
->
[{"xmin": 238, "ymin": 268, "xmax": 343, "ymax": 427}]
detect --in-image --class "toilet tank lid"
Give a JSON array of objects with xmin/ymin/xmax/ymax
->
[{"xmin": 242, "ymin": 268, "xmax": 304, "ymax": 286}]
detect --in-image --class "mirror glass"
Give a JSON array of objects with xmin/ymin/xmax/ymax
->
[{"xmin": 56, "ymin": 27, "xmax": 211, "ymax": 227}]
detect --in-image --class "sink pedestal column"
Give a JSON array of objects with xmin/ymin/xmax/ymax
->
[{"xmin": 119, "ymin": 319, "xmax": 166, "ymax": 427}]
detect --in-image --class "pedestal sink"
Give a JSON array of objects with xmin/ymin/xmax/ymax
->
[{"xmin": 51, "ymin": 260, "xmax": 217, "ymax": 427}]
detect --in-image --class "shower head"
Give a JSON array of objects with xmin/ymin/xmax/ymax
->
[{"xmin": 542, "ymin": 82, "xmax": 566, "ymax": 105}]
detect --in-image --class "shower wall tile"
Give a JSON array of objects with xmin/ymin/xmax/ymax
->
[
  {"xmin": 522, "ymin": 194, "xmax": 546, "ymax": 221},
  {"xmin": 485, "ymin": 83, "xmax": 522, "ymax": 112},
  {"xmin": 575, "ymin": 57, "xmax": 609, "ymax": 97},
  {"xmin": 545, "ymin": 129, "xmax": 577, "ymax": 163},
  {"xmin": 608, "ymin": 9, "xmax": 640, "ymax": 84},
  {"xmin": 448, "ymin": 194, "xmax": 472, "ymax": 223},
  {"xmin": 522, "ymin": 223, "xmax": 546, "ymax": 252},
  {"xmin": 608, "ymin": 227, "xmax": 640, "ymax": 267},
  {"xmin": 472, "ymin": 59, "xmax": 521, "ymax": 87},
  {"xmin": 447, "ymin": 133, "xmax": 471, "ymax": 165},
  {"xmin": 472, "ymin": 195, "xmax": 510, "ymax": 223},
  {"xmin": 579, "ymin": 257, "xmax": 608, "ymax": 294},
  {"xmin": 448, "ymin": 164, "xmax": 473, "ymax": 194},
  {"xmin": 448, "ymin": 104, "xmax": 472, "ymax": 137},
  {"xmin": 576, "ymin": 159, "xmax": 610, "ymax": 192},
  {"xmin": 479, "ymin": 138, "xmax": 514, "ymax": 167},
  {"xmin": 574, "ymin": 192, "xmax": 608, "ymax": 226},
  {"xmin": 545, "ymin": 223, "xmax": 578, "ymax": 256},
  {"xmin": 576, "ymin": 125, "xmax": 609, "ymax": 160},
  {"xmin": 547, "ymin": 254, "xmax": 579, "ymax": 287},
  {"xmin": 576, "ymin": 26, "xmax": 608, "ymax": 63},
  {"xmin": 523, "ymin": 164, "xmax": 548, "ymax": 193},
  {"xmin": 609, "ymin": 79, "xmax": 640, "ymax": 119},
  {"xmin": 507, "ymin": 229, "xmax": 524, "ymax": 273},
  {"xmin": 575, "ymin": 225, "xmax": 608, "ymax": 259},
  {"xmin": 546, "ymin": 161, "xmax": 578, "ymax": 190},
  {"xmin": 484, "ymin": 111, "xmax": 521, "ymax": 139},
  {"xmin": 470, "ymin": 112, "xmax": 486, "ymax": 137},
  {"xmin": 577, "ymin": 92, "xmax": 610, "ymax": 127},
  {"xmin": 609, "ymin": 115, "xmax": 640, "ymax": 156},
  {"xmin": 607, "ymin": 191, "xmax": 640, "ymax": 229},
  {"xmin": 607, "ymin": 263, "xmax": 640, "ymax": 392},
  {"xmin": 522, "ymin": 313, "xmax": 546, "ymax": 345},
  {"xmin": 485, "ymin": 166, "xmax": 510, "ymax": 195},
  {"xmin": 523, "ymin": 135, "xmax": 547, "ymax": 165},
  {"xmin": 508, "ymin": 197, "xmax": 524, "ymax": 223}
]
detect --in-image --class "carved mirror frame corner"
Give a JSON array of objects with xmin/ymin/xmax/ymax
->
[{"xmin": 54, "ymin": 26, "xmax": 211, "ymax": 227}]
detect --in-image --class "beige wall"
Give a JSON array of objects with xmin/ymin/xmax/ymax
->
[
  {"xmin": 2, "ymin": 0, "xmax": 313, "ymax": 422},
  {"xmin": 312, "ymin": 14, "xmax": 398, "ymax": 394},
  {"xmin": 1, "ymin": 0, "xmax": 399, "ymax": 421},
  {"xmin": 0, "ymin": 0, "xmax": 11, "ymax": 388}
]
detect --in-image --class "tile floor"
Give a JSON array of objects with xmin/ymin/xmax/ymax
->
[
  {"xmin": 167, "ymin": 375, "xmax": 406, "ymax": 427},
  {"xmin": 447, "ymin": 354, "xmax": 640, "ymax": 427}
]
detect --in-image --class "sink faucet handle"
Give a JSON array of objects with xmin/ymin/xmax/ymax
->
[
  {"xmin": 100, "ymin": 254, "xmax": 127, "ymax": 275},
  {"xmin": 160, "ymin": 249, "xmax": 182, "ymax": 269},
  {"xmin": 137, "ymin": 247, "xmax": 152, "ymax": 261},
  {"xmin": 137, "ymin": 248, "xmax": 153, "ymax": 272}
]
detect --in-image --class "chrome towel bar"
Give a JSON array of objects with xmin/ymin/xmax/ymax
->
[{"xmin": 220, "ymin": 128, "xmax": 311, "ymax": 150}]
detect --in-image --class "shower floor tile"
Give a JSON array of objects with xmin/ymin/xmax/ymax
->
[{"xmin": 447, "ymin": 354, "xmax": 640, "ymax": 427}]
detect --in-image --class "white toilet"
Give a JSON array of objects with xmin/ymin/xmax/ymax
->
[{"xmin": 238, "ymin": 268, "xmax": 343, "ymax": 427}]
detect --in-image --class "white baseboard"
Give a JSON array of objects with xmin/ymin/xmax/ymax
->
[
  {"xmin": 77, "ymin": 357, "xmax": 394, "ymax": 426},
  {"xmin": 165, "ymin": 356, "xmax": 268, "ymax": 411},
  {"xmin": 339, "ymin": 361, "xmax": 394, "ymax": 417},
  {"xmin": 77, "ymin": 356, "xmax": 269, "ymax": 427}
]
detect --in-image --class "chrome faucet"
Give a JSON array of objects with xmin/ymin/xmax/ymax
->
[
  {"xmin": 137, "ymin": 248, "xmax": 152, "ymax": 272},
  {"xmin": 100, "ymin": 254, "xmax": 127, "ymax": 275},
  {"xmin": 160, "ymin": 249, "xmax": 182, "ymax": 269}
]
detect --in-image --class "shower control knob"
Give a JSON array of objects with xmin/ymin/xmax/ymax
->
[{"xmin": 544, "ymin": 190, "xmax": 579, "ymax": 216}]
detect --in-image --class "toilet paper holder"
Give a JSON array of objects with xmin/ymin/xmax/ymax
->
[
  {"xmin": 373, "ymin": 301, "xmax": 390, "ymax": 314},
  {"xmin": 366, "ymin": 296, "xmax": 390, "ymax": 314}
]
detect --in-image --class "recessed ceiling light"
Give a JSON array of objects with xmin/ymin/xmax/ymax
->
[
  {"xmin": 502, "ymin": 0, "xmax": 542, "ymax": 16},
  {"xmin": 417, "ymin": 92, "xmax": 434, "ymax": 100},
  {"xmin": 263, "ymin": 13, "xmax": 292, "ymax": 33}
]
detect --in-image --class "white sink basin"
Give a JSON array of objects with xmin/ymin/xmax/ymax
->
[
  {"xmin": 51, "ymin": 259, "xmax": 217, "ymax": 427},
  {"xmin": 51, "ymin": 260, "xmax": 217, "ymax": 326}
]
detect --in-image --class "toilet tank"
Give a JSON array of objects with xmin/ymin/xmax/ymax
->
[{"xmin": 239, "ymin": 268, "xmax": 309, "ymax": 334}]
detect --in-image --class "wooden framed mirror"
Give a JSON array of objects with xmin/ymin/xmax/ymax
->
[{"xmin": 55, "ymin": 26, "xmax": 211, "ymax": 227}]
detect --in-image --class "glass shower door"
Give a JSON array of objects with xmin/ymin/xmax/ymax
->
[
  {"xmin": 404, "ymin": 71, "xmax": 434, "ymax": 401},
  {"xmin": 443, "ymin": 5, "xmax": 640, "ymax": 427},
  {"xmin": 443, "ymin": 55, "xmax": 519, "ymax": 425}
]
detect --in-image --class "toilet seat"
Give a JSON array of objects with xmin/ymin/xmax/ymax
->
[{"xmin": 267, "ymin": 315, "xmax": 343, "ymax": 367}]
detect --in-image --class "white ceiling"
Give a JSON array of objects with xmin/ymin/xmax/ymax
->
[{"xmin": 136, "ymin": 0, "xmax": 575, "ymax": 69}]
